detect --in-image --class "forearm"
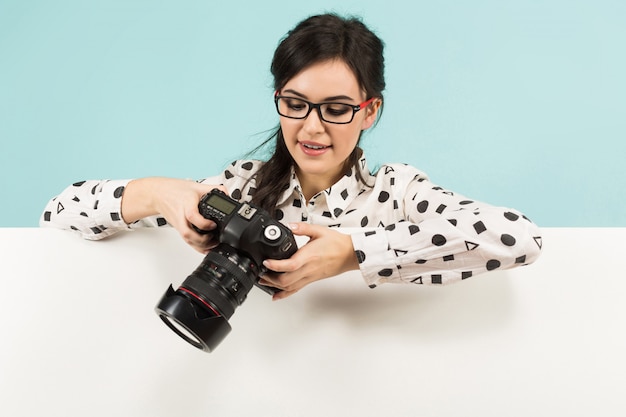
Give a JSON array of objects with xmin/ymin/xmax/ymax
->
[
  {"xmin": 40, "ymin": 177, "xmax": 182, "ymax": 238},
  {"xmin": 120, "ymin": 178, "xmax": 161, "ymax": 223},
  {"xmin": 351, "ymin": 206, "xmax": 542, "ymax": 287}
]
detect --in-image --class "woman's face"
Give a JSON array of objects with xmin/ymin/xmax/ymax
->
[{"xmin": 278, "ymin": 59, "xmax": 380, "ymax": 196}]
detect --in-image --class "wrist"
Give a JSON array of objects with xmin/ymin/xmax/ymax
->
[
  {"xmin": 120, "ymin": 177, "xmax": 160, "ymax": 223},
  {"xmin": 342, "ymin": 233, "xmax": 360, "ymax": 272}
]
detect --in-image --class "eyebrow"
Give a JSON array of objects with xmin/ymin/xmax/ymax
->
[{"xmin": 282, "ymin": 89, "xmax": 355, "ymax": 102}]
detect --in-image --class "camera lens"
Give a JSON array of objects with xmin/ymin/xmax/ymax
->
[
  {"xmin": 156, "ymin": 285, "xmax": 232, "ymax": 351},
  {"xmin": 155, "ymin": 243, "xmax": 261, "ymax": 352},
  {"xmin": 163, "ymin": 315, "xmax": 203, "ymax": 347}
]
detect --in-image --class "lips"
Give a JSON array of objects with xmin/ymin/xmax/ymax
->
[
  {"xmin": 302, "ymin": 143, "xmax": 328, "ymax": 150},
  {"xmin": 299, "ymin": 141, "xmax": 331, "ymax": 156}
]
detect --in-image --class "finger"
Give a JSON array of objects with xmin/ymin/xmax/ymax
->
[
  {"xmin": 195, "ymin": 235, "xmax": 221, "ymax": 254},
  {"xmin": 214, "ymin": 185, "xmax": 228, "ymax": 194},
  {"xmin": 287, "ymin": 222, "xmax": 325, "ymax": 239},
  {"xmin": 263, "ymin": 257, "xmax": 302, "ymax": 274},
  {"xmin": 272, "ymin": 288, "xmax": 298, "ymax": 301},
  {"xmin": 259, "ymin": 271, "xmax": 290, "ymax": 288},
  {"xmin": 197, "ymin": 182, "xmax": 228, "ymax": 194},
  {"xmin": 179, "ymin": 223, "xmax": 215, "ymax": 252},
  {"xmin": 259, "ymin": 270, "xmax": 303, "ymax": 290},
  {"xmin": 196, "ymin": 239, "xmax": 219, "ymax": 254},
  {"xmin": 258, "ymin": 277, "xmax": 282, "ymax": 289},
  {"xmin": 269, "ymin": 272, "xmax": 321, "ymax": 299},
  {"xmin": 187, "ymin": 210, "xmax": 217, "ymax": 232},
  {"xmin": 191, "ymin": 220, "xmax": 217, "ymax": 235}
]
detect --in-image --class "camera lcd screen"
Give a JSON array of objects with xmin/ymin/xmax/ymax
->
[{"xmin": 207, "ymin": 194, "xmax": 237, "ymax": 215}]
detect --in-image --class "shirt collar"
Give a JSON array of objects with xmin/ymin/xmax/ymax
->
[{"xmin": 276, "ymin": 150, "xmax": 374, "ymax": 218}]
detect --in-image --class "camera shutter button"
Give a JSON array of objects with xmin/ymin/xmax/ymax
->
[{"xmin": 264, "ymin": 225, "xmax": 282, "ymax": 241}]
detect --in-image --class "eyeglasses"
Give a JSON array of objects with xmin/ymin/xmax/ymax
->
[{"xmin": 274, "ymin": 93, "xmax": 376, "ymax": 124}]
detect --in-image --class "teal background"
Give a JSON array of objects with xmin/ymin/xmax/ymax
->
[{"xmin": 1, "ymin": 0, "xmax": 625, "ymax": 227}]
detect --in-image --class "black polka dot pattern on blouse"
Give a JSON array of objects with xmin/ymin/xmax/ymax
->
[
  {"xmin": 40, "ymin": 180, "xmax": 135, "ymax": 239},
  {"xmin": 356, "ymin": 200, "xmax": 542, "ymax": 284},
  {"xmin": 40, "ymin": 154, "xmax": 542, "ymax": 287}
]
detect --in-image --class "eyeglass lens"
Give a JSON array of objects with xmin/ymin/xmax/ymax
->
[{"xmin": 276, "ymin": 97, "xmax": 355, "ymax": 124}]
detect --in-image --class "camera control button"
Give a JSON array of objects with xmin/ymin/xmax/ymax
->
[
  {"xmin": 280, "ymin": 241, "xmax": 293, "ymax": 253},
  {"xmin": 237, "ymin": 204, "xmax": 257, "ymax": 220},
  {"xmin": 264, "ymin": 225, "xmax": 282, "ymax": 241}
]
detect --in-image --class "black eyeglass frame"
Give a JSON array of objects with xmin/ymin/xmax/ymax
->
[{"xmin": 274, "ymin": 93, "xmax": 377, "ymax": 125}]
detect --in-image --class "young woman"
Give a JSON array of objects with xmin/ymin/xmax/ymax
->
[{"xmin": 41, "ymin": 14, "xmax": 542, "ymax": 300}]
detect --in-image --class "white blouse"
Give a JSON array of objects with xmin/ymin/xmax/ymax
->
[{"xmin": 40, "ymin": 152, "xmax": 542, "ymax": 288}]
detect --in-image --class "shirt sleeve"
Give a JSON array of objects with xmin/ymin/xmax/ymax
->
[
  {"xmin": 39, "ymin": 160, "xmax": 261, "ymax": 240},
  {"xmin": 350, "ymin": 168, "xmax": 542, "ymax": 287},
  {"xmin": 40, "ymin": 179, "xmax": 135, "ymax": 239}
]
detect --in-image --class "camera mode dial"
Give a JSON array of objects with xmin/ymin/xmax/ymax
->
[{"xmin": 264, "ymin": 225, "xmax": 282, "ymax": 241}]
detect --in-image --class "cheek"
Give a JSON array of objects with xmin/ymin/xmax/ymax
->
[
  {"xmin": 279, "ymin": 121, "xmax": 297, "ymax": 141},
  {"xmin": 333, "ymin": 125, "xmax": 361, "ymax": 146}
]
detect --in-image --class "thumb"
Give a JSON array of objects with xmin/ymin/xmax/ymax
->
[{"xmin": 199, "ymin": 184, "xmax": 228, "ymax": 195}]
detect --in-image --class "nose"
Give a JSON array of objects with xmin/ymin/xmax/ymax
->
[{"xmin": 302, "ymin": 105, "xmax": 325, "ymax": 135}]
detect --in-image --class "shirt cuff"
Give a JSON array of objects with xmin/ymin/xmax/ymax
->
[
  {"xmin": 84, "ymin": 179, "xmax": 131, "ymax": 239},
  {"xmin": 350, "ymin": 229, "xmax": 400, "ymax": 287}
]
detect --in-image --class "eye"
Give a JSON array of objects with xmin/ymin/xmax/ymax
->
[
  {"xmin": 323, "ymin": 104, "xmax": 351, "ymax": 117},
  {"xmin": 284, "ymin": 98, "xmax": 307, "ymax": 112}
]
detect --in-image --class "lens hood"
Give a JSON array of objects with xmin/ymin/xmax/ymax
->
[{"xmin": 155, "ymin": 285, "xmax": 232, "ymax": 352}]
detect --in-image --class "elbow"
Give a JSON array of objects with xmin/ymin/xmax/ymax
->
[
  {"xmin": 515, "ymin": 218, "xmax": 543, "ymax": 268},
  {"xmin": 489, "ymin": 208, "xmax": 543, "ymax": 270},
  {"xmin": 525, "ymin": 232, "xmax": 543, "ymax": 266}
]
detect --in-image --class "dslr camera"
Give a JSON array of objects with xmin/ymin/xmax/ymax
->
[{"xmin": 155, "ymin": 189, "xmax": 297, "ymax": 352}]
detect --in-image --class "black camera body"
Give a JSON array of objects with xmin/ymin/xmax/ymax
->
[
  {"xmin": 198, "ymin": 190, "xmax": 296, "ymax": 288},
  {"xmin": 155, "ymin": 189, "xmax": 297, "ymax": 352}
]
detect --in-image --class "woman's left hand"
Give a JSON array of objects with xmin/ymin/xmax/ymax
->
[{"xmin": 259, "ymin": 223, "xmax": 360, "ymax": 300}]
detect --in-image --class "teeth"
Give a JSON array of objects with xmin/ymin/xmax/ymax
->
[{"xmin": 303, "ymin": 144, "xmax": 326, "ymax": 150}]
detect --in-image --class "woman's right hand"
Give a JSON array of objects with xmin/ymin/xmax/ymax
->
[{"xmin": 121, "ymin": 177, "xmax": 227, "ymax": 253}]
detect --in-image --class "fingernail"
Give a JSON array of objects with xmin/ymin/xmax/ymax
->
[{"xmin": 289, "ymin": 223, "xmax": 298, "ymax": 230}]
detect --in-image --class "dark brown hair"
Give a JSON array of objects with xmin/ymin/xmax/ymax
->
[{"xmin": 250, "ymin": 13, "xmax": 386, "ymax": 214}]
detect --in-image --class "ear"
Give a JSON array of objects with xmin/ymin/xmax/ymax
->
[{"xmin": 361, "ymin": 99, "xmax": 382, "ymax": 130}]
